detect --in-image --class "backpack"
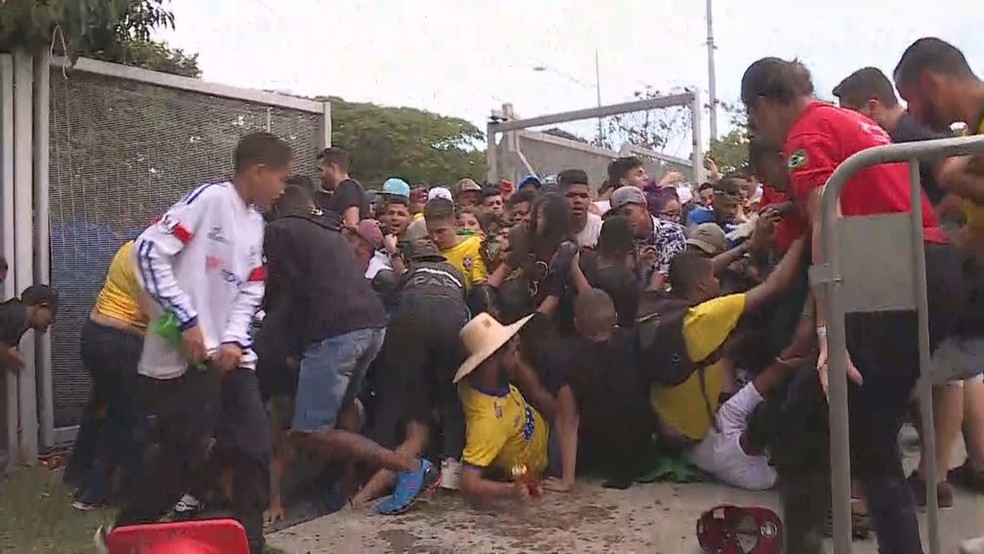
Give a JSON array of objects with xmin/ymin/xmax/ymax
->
[{"xmin": 636, "ymin": 291, "xmax": 724, "ymax": 432}]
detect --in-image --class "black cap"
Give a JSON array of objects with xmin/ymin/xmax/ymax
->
[{"xmin": 22, "ymin": 284, "xmax": 59, "ymax": 311}]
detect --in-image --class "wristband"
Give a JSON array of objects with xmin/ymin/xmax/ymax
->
[{"xmin": 816, "ymin": 325, "xmax": 828, "ymax": 340}]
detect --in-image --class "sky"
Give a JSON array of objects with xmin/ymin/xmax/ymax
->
[{"xmin": 156, "ymin": 0, "xmax": 983, "ymax": 148}]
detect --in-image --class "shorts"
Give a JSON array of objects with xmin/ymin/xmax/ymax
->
[
  {"xmin": 291, "ymin": 327, "xmax": 386, "ymax": 433},
  {"xmin": 929, "ymin": 337, "xmax": 984, "ymax": 385}
]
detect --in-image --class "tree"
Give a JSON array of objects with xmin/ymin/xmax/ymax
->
[
  {"xmin": 318, "ymin": 96, "xmax": 487, "ymax": 187},
  {"xmin": 0, "ymin": 0, "xmax": 200, "ymax": 77},
  {"xmin": 708, "ymin": 101, "xmax": 750, "ymax": 175}
]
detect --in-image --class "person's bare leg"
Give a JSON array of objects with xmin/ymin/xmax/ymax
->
[
  {"xmin": 351, "ymin": 422, "xmax": 430, "ymax": 506},
  {"xmin": 293, "ymin": 428, "xmax": 419, "ymax": 473},
  {"xmin": 264, "ymin": 430, "xmax": 293, "ymax": 526},
  {"xmin": 916, "ymin": 383, "xmax": 963, "ymax": 483},
  {"xmin": 336, "ymin": 401, "xmax": 366, "ymax": 500},
  {"xmin": 963, "ymin": 378, "xmax": 984, "ymax": 471}
]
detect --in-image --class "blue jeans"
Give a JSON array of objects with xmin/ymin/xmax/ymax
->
[{"xmin": 291, "ymin": 328, "xmax": 386, "ymax": 433}]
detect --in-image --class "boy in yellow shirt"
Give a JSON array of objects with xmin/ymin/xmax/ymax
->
[
  {"xmin": 425, "ymin": 198, "xmax": 488, "ymax": 290},
  {"xmin": 454, "ymin": 313, "xmax": 551, "ymax": 501}
]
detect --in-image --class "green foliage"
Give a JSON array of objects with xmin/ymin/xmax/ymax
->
[
  {"xmin": 602, "ymin": 87, "xmax": 693, "ymax": 152},
  {"xmin": 319, "ymin": 96, "xmax": 487, "ymax": 187},
  {"xmin": 708, "ymin": 101, "xmax": 750, "ymax": 174},
  {"xmin": 0, "ymin": 0, "xmax": 199, "ymax": 77}
]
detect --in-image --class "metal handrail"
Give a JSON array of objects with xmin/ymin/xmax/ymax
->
[{"xmin": 819, "ymin": 134, "xmax": 984, "ymax": 554}]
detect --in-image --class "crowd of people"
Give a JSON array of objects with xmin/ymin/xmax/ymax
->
[{"xmin": 1, "ymin": 36, "xmax": 976, "ymax": 554}]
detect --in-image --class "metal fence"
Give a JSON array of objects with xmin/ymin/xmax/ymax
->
[
  {"xmin": 815, "ymin": 134, "xmax": 984, "ymax": 554},
  {"xmin": 46, "ymin": 57, "xmax": 329, "ymax": 428}
]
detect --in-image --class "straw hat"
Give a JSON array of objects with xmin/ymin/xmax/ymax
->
[{"xmin": 453, "ymin": 312, "xmax": 534, "ymax": 383}]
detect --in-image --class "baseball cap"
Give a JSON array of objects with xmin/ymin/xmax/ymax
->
[
  {"xmin": 609, "ymin": 186, "xmax": 648, "ymax": 212},
  {"xmin": 714, "ymin": 177, "xmax": 744, "ymax": 201},
  {"xmin": 349, "ymin": 219, "xmax": 384, "ymax": 250},
  {"xmin": 404, "ymin": 239, "xmax": 445, "ymax": 261},
  {"xmin": 381, "ymin": 178, "xmax": 411, "ymax": 199},
  {"xmin": 518, "ymin": 174, "xmax": 541, "ymax": 189},
  {"xmin": 455, "ymin": 178, "xmax": 482, "ymax": 194},
  {"xmin": 427, "ymin": 187, "xmax": 453, "ymax": 202},
  {"xmin": 686, "ymin": 223, "xmax": 728, "ymax": 256}
]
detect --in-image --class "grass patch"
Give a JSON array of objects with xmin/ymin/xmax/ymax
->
[{"xmin": 0, "ymin": 465, "xmax": 113, "ymax": 553}]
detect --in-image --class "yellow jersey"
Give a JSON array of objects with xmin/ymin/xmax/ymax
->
[
  {"xmin": 965, "ymin": 115, "xmax": 984, "ymax": 236},
  {"xmin": 649, "ymin": 293, "xmax": 747, "ymax": 441},
  {"xmin": 460, "ymin": 381, "xmax": 549, "ymax": 477},
  {"xmin": 93, "ymin": 241, "xmax": 147, "ymax": 329},
  {"xmin": 442, "ymin": 235, "xmax": 488, "ymax": 290}
]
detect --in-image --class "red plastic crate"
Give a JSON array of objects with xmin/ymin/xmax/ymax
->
[{"xmin": 107, "ymin": 519, "xmax": 250, "ymax": 554}]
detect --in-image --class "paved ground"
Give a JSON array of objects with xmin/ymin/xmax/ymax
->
[
  {"xmin": 270, "ymin": 430, "xmax": 984, "ymax": 554},
  {"xmin": 268, "ymin": 478, "xmax": 984, "ymax": 553}
]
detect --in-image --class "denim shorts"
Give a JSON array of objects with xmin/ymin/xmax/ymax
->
[{"xmin": 291, "ymin": 327, "xmax": 386, "ymax": 433}]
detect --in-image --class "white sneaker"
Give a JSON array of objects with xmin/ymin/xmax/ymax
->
[
  {"xmin": 93, "ymin": 525, "xmax": 112, "ymax": 554},
  {"xmin": 172, "ymin": 493, "xmax": 202, "ymax": 520},
  {"xmin": 440, "ymin": 458, "xmax": 461, "ymax": 490}
]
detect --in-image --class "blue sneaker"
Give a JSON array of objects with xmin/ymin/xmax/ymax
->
[{"xmin": 378, "ymin": 459, "xmax": 438, "ymax": 515}]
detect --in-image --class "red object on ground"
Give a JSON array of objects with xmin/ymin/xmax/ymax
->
[
  {"xmin": 697, "ymin": 505, "xmax": 782, "ymax": 553},
  {"xmin": 107, "ymin": 519, "xmax": 250, "ymax": 554}
]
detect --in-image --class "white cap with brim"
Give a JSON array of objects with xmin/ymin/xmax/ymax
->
[{"xmin": 453, "ymin": 313, "xmax": 535, "ymax": 384}]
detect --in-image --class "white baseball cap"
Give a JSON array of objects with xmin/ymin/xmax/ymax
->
[{"xmin": 427, "ymin": 187, "xmax": 453, "ymax": 202}]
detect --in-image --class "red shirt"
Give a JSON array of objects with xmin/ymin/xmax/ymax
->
[
  {"xmin": 784, "ymin": 102, "xmax": 946, "ymax": 244},
  {"xmin": 759, "ymin": 185, "xmax": 807, "ymax": 254}
]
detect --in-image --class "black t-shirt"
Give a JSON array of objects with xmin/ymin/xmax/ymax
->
[
  {"xmin": 314, "ymin": 178, "xmax": 370, "ymax": 222},
  {"xmin": 889, "ymin": 113, "xmax": 950, "ymax": 206},
  {"xmin": 0, "ymin": 299, "xmax": 28, "ymax": 348}
]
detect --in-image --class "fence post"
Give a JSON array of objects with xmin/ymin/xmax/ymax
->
[
  {"xmin": 318, "ymin": 100, "xmax": 331, "ymax": 151},
  {"xmin": 486, "ymin": 122, "xmax": 498, "ymax": 184},
  {"xmin": 690, "ymin": 88, "xmax": 706, "ymax": 185},
  {"xmin": 12, "ymin": 48, "xmax": 37, "ymax": 465},
  {"xmin": 1, "ymin": 54, "xmax": 15, "ymax": 471},
  {"xmin": 33, "ymin": 49, "xmax": 53, "ymax": 450}
]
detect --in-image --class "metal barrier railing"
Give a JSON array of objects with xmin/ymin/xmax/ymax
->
[{"xmin": 815, "ymin": 134, "xmax": 984, "ymax": 554}]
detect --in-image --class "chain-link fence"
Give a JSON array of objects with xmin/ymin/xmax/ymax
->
[{"xmin": 48, "ymin": 67, "xmax": 323, "ymax": 427}]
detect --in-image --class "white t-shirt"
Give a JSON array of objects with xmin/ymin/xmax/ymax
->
[
  {"xmin": 574, "ymin": 213, "xmax": 603, "ymax": 248},
  {"xmin": 593, "ymin": 200, "xmax": 611, "ymax": 215},
  {"xmin": 365, "ymin": 250, "xmax": 392, "ymax": 279},
  {"xmin": 687, "ymin": 383, "xmax": 777, "ymax": 491}
]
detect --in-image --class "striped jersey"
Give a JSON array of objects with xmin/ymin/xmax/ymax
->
[{"xmin": 134, "ymin": 181, "xmax": 265, "ymax": 379}]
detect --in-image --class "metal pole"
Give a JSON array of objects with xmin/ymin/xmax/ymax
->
[
  {"xmin": 690, "ymin": 89, "xmax": 706, "ymax": 185},
  {"xmin": 595, "ymin": 50, "xmax": 604, "ymax": 144},
  {"xmin": 1, "ymin": 54, "xmax": 16, "ymax": 470},
  {"xmin": 33, "ymin": 50, "xmax": 52, "ymax": 450},
  {"xmin": 486, "ymin": 122, "xmax": 498, "ymax": 184},
  {"xmin": 706, "ymin": 0, "xmax": 718, "ymax": 141},
  {"xmin": 317, "ymin": 101, "xmax": 331, "ymax": 150},
  {"xmin": 12, "ymin": 49, "xmax": 37, "ymax": 465},
  {"xmin": 910, "ymin": 159, "xmax": 941, "ymax": 554}
]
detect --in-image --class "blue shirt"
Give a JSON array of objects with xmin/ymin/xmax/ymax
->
[{"xmin": 685, "ymin": 207, "xmax": 741, "ymax": 248}]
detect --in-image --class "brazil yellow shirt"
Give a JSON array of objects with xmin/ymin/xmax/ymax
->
[
  {"xmin": 649, "ymin": 293, "xmax": 746, "ymax": 441},
  {"xmin": 94, "ymin": 241, "xmax": 147, "ymax": 329},
  {"xmin": 442, "ymin": 235, "xmax": 488, "ymax": 290},
  {"xmin": 460, "ymin": 381, "xmax": 549, "ymax": 477}
]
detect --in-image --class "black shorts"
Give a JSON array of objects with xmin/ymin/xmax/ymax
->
[{"xmin": 368, "ymin": 296, "xmax": 468, "ymax": 446}]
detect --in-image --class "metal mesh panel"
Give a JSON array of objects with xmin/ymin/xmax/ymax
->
[{"xmin": 48, "ymin": 68, "xmax": 321, "ymax": 426}]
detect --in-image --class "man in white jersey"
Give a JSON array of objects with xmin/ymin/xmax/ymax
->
[{"xmin": 102, "ymin": 133, "xmax": 292, "ymax": 554}]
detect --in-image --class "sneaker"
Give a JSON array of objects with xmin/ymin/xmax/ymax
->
[
  {"xmin": 172, "ymin": 493, "xmax": 202, "ymax": 520},
  {"xmin": 906, "ymin": 472, "xmax": 955, "ymax": 509},
  {"xmin": 93, "ymin": 524, "xmax": 112, "ymax": 554},
  {"xmin": 949, "ymin": 462, "xmax": 984, "ymax": 494},
  {"xmin": 439, "ymin": 458, "xmax": 461, "ymax": 491},
  {"xmin": 378, "ymin": 459, "xmax": 439, "ymax": 515}
]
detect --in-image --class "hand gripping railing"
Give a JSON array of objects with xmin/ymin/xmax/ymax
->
[{"xmin": 815, "ymin": 134, "xmax": 984, "ymax": 554}]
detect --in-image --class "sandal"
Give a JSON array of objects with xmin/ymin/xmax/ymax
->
[{"xmin": 824, "ymin": 499, "xmax": 870, "ymax": 540}]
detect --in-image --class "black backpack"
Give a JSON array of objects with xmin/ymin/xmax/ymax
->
[{"xmin": 636, "ymin": 291, "xmax": 723, "ymax": 431}]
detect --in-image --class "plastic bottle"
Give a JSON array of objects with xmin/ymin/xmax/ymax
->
[{"xmin": 153, "ymin": 312, "xmax": 208, "ymax": 371}]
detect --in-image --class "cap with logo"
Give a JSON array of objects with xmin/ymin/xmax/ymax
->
[
  {"xmin": 455, "ymin": 178, "xmax": 482, "ymax": 194},
  {"xmin": 427, "ymin": 187, "xmax": 453, "ymax": 202}
]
